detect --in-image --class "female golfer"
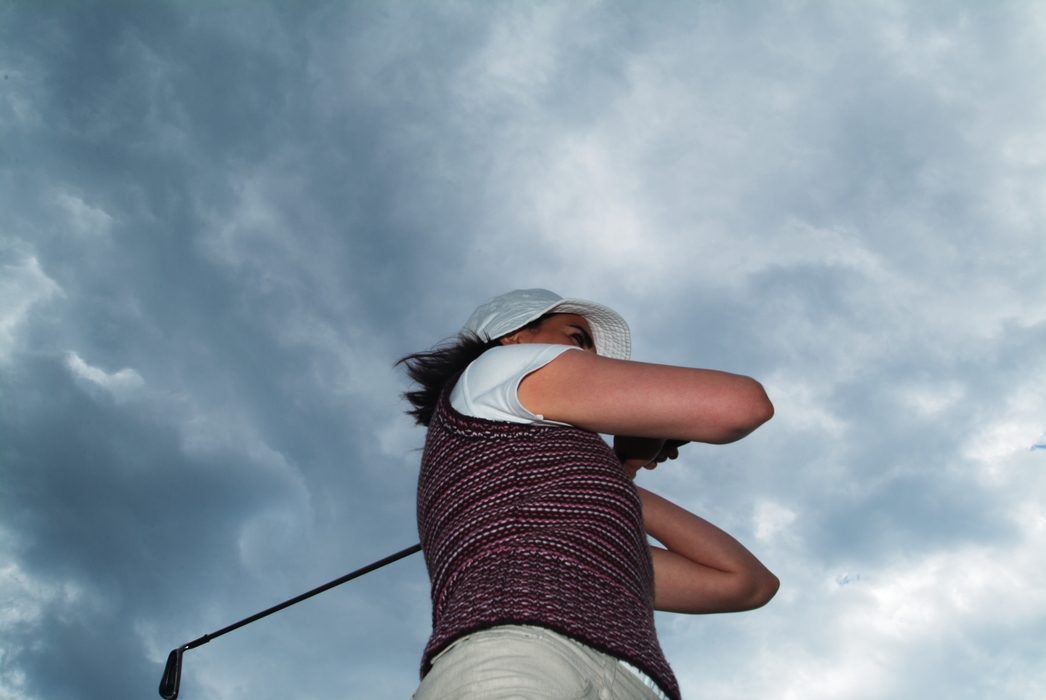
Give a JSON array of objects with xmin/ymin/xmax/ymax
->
[{"xmin": 401, "ymin": 289, "xmax": 778, "ymax": 700}]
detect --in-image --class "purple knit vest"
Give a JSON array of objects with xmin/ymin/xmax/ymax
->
[{"xmin": 417, "ymin": 386, "xmax": 681, "ymax": 700}]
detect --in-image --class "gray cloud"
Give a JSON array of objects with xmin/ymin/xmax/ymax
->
[{"xmin": 1, "ymin": 1, "xmax": 1044, "ymax": 699}]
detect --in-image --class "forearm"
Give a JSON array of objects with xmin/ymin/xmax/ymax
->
[{"xmin": 639, "ymin": 487, "xmax": 779, "ymax": 613}]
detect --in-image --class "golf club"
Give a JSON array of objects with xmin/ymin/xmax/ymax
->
[{"xmin": 159, "ymin": 543, "xmax": 422, "ymax": 699}]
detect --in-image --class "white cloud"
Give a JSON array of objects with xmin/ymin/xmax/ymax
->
[
  {"xmin": 196, "ymin": 168, "xmax": 296, "ymax": 273},
  {"xmin": 64, "ymin": 351, "xmax": 144, "ymax": 402},
  {"xmin": 669, "ymin": 507, "xmax": 1046, "ymax": 699},
  {"xmin": 173, "ymin": 402, "xmax": 314, "ymax": 574},
  {"xmin": 896, "ymin": 380, "xmax": 967, "ymax": 417},
  {"xmin": 4, "ymin": 2, "xmax": 1045, "ymax": 699},
  {"xmin": 0, "ymin": 530, "xmax": 102, "ymax": 700},
  {"xmin": 762, "ymin": 373, "xmax": 847, "ymax": 437},
  {"xmin": 54, "ymin": 191, "xmax": 114, "ymax": 237},
  {"xmin": 754, "ymin": 500, "xmax": 798, "ymax": 544},
  {"xmin": 453, "ymin": 3, "xmax": 566, "ymax": 111},
  {"xmin": 0, "ymin": 64, "xmax": 45, "ymax": 129},
  {"xmin": 0, "ymin": 256, "xmax": 62, "ymax": 363},
  {"xmin": 964, "ymin": 366, "xmax": 1046, "ymax": 481}
]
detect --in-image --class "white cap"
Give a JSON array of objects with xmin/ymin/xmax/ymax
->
[{"xmin": 461, "ymin": 289, "xmax": 631, "ymax": 360}]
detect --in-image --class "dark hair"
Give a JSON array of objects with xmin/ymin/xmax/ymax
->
[
  {"xmin": 396, "ymin": 333, "xmax": 501, "ymax": 426},
  {"xmin": 397, "ymin": 314, "xmax": 556, "ymax": 427}
]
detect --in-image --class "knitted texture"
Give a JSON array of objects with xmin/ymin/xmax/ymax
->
[{"xmin": 417, "ymin": 389, "xmax": 681, "ymax": 700}]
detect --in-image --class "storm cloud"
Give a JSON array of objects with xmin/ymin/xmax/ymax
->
[{"xmin": 1, "ymin": 2, "xmax": 1044, "ymax": 699}]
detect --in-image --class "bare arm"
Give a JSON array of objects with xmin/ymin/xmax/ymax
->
[
  {"xmin": 515, "ymin": 347, "xmax": 778, "ymax": 612},
  {"xmin": 516, "ymin": 350, "xmax": 773, "ymax": 444},
  {"xmin": 640, "ymin": 487, "xmax": 779, "ymax": 613}
]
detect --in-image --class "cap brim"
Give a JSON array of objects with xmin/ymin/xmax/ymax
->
[{"xmin": 545, "ymin": 299, "xmax": 631, "ymax": 360}]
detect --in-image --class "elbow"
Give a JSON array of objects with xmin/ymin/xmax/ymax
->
[
  {"xmin": 670, "ymin": 567, "xmax": 780, "ymax": 614},
  {"xmin": 726, "ymin": 568, "xmax": 780, "ymax": 613},
  {"xmin": 756, "ymin": 383, "xmax": 775, "ymax": 424},
  {"xmin": 745, "ymin": 569, "xmax": 780, "ymax": 610},
  {"xmin": 741, "ymin": 380, "xmax": 774, "ymax": 432},
  {"xmin": 707, "ymin": 380, "xmax": 775, "ymax": 445}
]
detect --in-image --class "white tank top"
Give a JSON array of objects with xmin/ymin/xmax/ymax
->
[{"xmin": 448, "ymin": 343, "xmax": 580, "ymax": 424}]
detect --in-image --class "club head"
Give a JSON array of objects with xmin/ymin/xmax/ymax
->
[{"xmin": 158, "ymin": 647, "xmax": 183, "ymax": 699}]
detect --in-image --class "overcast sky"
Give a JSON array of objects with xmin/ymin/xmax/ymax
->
[{"xmin": 2, "ymin": 2, "xmax": 1044, "ymax": 699}]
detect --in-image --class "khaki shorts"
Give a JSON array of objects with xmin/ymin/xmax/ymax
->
[{"xmin": 413, "ymin": 625, "xmax": 667, "ymax": 700}]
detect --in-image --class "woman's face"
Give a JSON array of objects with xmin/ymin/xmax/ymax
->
[{"xmin": 499, "ymin": 313, "xmax": 597, "ymax": 353}]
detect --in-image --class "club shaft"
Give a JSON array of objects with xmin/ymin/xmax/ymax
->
[{"xmin": 183, "ymin": 543, "xmax": 421, "ymax": 651}]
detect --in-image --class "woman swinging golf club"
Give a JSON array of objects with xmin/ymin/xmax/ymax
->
[{"xmin": 400, "ymin": 289, "xmax": 779, "ymax": 700}]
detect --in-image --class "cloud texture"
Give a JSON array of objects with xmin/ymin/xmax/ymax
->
[{"xmin": 1, "ymin": 2, "xmax": 1044, "ymax": 699}]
